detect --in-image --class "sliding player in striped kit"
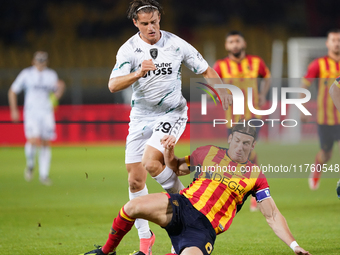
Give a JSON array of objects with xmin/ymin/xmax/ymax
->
[
  {"xmin": 8, "ymin": 51, "xmax": 65, "ymax": 185},
  {"xmin": 301, "ymin": 29, "xmax": 340, "ymax": 191},
  {"xmin": 79, "ymin": 124, "xmax": 310, "ymax": 255},
  {"xmin": 106, "ymin": 1, "xmax": 231, "ymax": 254}
]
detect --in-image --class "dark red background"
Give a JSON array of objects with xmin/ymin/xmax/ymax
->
[{"xmin": 0, "ymin": 102, "xmax": 317, "ymax": 145}]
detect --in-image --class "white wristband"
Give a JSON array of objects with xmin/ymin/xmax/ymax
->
[{"xmin": 289, "ymin": 241, "xmax": 299, "ymax": 251}]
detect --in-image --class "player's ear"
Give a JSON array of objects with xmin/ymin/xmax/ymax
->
[
  {"xmin": 251, "ymin": 140, "xmax": 256, "ymax": 150},
  {"xmin": 227, "ymin": 134, "xmax": 233, "ymax": 144},
  {"xmin": 224, "ymin": 39, "xmax": 228, "ymax": 51},
  {"xmin": 133, "ymin": 18, "xmax": 138, "ymax": 28}
]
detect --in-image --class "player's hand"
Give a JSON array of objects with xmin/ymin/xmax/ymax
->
[
  {"xmin": 161, "ymin": 135, "xmax": 176, "ymax": 150},
  {"xmin": 219, "ymin": 92, "xmax": 233, "ymax": 110},
  {"xmin": 294, "ymin": 246, "xmax": 311, "ymax": 255},
  {"xmin": 135, "ymin": 59, "xmax": 157, "ymax": 78},
  {"xmin": 10, "ymin": 109, "xmax": 20, "ymax": 122}
]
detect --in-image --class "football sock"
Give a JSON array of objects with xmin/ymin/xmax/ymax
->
[
  {"xmin": 102, "ymin": 207, "xmax": 135, "ymax": 254},
  {"xmin": 39, "ymin": 146, "xmax": 51, "ymax": 179},
  {"xmin": 129, "ymin": 185, "xmax": 152, "ymax": 239},
  {"xmin": 249, "ymin": 150, "xmax": 258, "ymax": 165},
  {"xmin": 313, "ymin": 152, "xmax": 324, "ymax": 178},
  {"xmin": 153, "ymin": 166, "xmax": 185, "ymax": 194},
  {"xmin": 25, "ymin": 142, "xmax": 36, "ymax": 169}
]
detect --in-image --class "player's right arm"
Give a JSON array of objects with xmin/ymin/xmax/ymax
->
[
  {"xmin": 8, "ymin": 70, "xmax": 26, "ymax": 122},
  {"xmin": 329, "ymin": 77, "xmax": 340, "ymax": 113},
  {"xmin": 108, "ymin": 59, "xmax": 156, "ymax": 93},
  {"xmin": 8, "ymin": 88, "xmax": 19, "ymax": 122}
]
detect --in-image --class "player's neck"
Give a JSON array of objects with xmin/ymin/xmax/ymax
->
[
  {"xmin": 228, "ymin": 52, "xmax": 246, "ymax": 63},
  {"xmin": 34, "ymin": 65, "xmax": 46, "ymax": 72},
  {"xmin": 328, "ymin": 51, "xmax": 340, "ymax": 62},
  {"xmin": 139, "ymin": 31, "xmax": 161, "ymax": 45}
]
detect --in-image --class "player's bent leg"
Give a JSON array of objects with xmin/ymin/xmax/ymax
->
[
  {"xmin": 126, "ymin": 163, "xmax": 153, "ymax": 254},
  {"xmin": 39, "ymin": 140, "xmax": 52, "ymax": 186},
  {"xmin": 143, "ymin": 145, "xmax": 184, "ymax": 193},
  {"xmin": 142, "ymin": 145, "xmax": 164, "ymax": 177},
  {"xmin": 309, "ymin": 149, "xmax": 332, "ymax": 190},
  {"xmin": 24, "ymin": 137, "xmax": 40, "ymax": 181},
  {"xmin": 310, "ymin": 125, "xmax": 335, "ymax": 190},
  {"xmin": 81, "ymin": 194, "xmax": 171, "ymax": 255},
  {"xmin": 125, "ymin": 193, "xmax": 172, "ymax": 227},
  {"xmin": 180, "ymin": 247, "xmax": 204, "ymax": 255},
  {"xmin": 126, "ymin": 163, "xmax": 148, "ymax": 192}
]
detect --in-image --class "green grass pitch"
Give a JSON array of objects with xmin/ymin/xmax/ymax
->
[{"xmin": 0, "ymin": 141, "xmax": 339, "ymax": 255}]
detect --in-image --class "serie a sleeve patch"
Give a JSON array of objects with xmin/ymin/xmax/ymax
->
[{"xmin": 255, "ymin": 188, "xmax": 271, "ymax": 202}]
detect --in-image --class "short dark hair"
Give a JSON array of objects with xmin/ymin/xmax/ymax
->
[
  {"xmin": 231, "ymin": 122, "xmax": 257, "ymax": 141},
  {"xmin": 226, "ymin": 30, "xmax": 245, "ymax": 40},
  {"xmin": 327, "ymin": 28, "xmax": 340, "ymax": 37},
  {"xmin": 127, "ymin": 0, "xmax": 163, "ymax": 20}
]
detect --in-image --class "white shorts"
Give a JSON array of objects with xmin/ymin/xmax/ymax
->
[
  {"xmin": 24, "ymin": 111, "xmax": 56, "ymax": 141},
  {"xmin": 125, "ymin": 110, "xmax": 188, "ymax": 164}
]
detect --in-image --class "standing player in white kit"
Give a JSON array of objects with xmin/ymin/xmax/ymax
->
[
  {"xmin": 107, "ymin": 1, "xmax": 231, "ymax": 254},
  {"xmin": 8, "ymin": 51, "xmax": 65, "ymax": 186}
]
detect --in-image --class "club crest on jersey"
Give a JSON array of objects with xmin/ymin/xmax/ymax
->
[{"xmin": 150, "ymin": 48, "xmax": 158, "ymax": 59}]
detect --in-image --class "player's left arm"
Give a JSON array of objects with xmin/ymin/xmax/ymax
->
[
  {"xmin": 329, "ymin": 78, "xmax": 340, "ymax": 113},
  {"xmin": 258, "ymin": 198, "xmax": 311, "ymax": 254},
  {"xmin": 201, "ymin": 66, "xmax": 233, "ymax": 110}
]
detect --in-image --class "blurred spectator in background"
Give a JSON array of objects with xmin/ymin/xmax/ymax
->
[
  {"xmin": 8, "ymin": 51, "xmax": 65, "ymax": 185},
  {"xmin": 213, "ymin": 30, "xmax": 271, "ymax": 212},
  {"xmin": 301, "ymin": 29, "xmax": 340, "ymax": 191}
]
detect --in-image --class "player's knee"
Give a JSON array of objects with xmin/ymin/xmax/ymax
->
[
  {"xmin": 142, "ymin": 159, "xmax": 161, "ymax": 176},
  {"xmin": 324, "ymin": 152, "xmax": 332, "ymax": 162},
  {"xmin": 41, "ymin": 140, "xmax": 50, "ymax": 147},
  {"xmin": 28, "ymin": 138, "xmax": 40, "ymax": 146},
  {"xmin": 321, "ymin": 150, "xmax": 332, "ymax": 162},
  {"xmin": 124, "ymin": 198, "xmax": 144, "ymax": 218},
  {"xmin": 128, "ymin": 176, "xmax": 145, "ymax": 192}
]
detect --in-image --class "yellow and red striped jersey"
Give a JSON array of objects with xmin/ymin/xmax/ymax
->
[
  {"xmin": 180, "ymin": 145, "xmax": 269, "ymax": 235},
  {"xmin": 213, "ymin": 55, "xmax": 271, "ymax": 128},
  {"xmin": 303, "ymin": 56, "xmax": 340, "ymax": 125}
]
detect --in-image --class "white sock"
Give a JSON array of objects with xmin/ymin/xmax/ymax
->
[
  {"xmin": 25, "ymin": 142, "xmax": 36, "ymax": 169},
  {"xmin": 129, "ymin": 185, "xmax": 152, "ymax": 239},
  {"xmin": 39, "ymin": 146, "xmax": 51, "ymax": 179},
  {"xmin": 153, "ymin": 166, "xmax": 185, "ymax": 193}
]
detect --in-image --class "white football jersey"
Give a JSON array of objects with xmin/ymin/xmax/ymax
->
[
  {"xmin": 110, "ymin": 30, "xmax": 209, "ymax": 118},
  {"xmin": 11, "ymin": 66, "xmax": 58, "ymax": 115}
]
